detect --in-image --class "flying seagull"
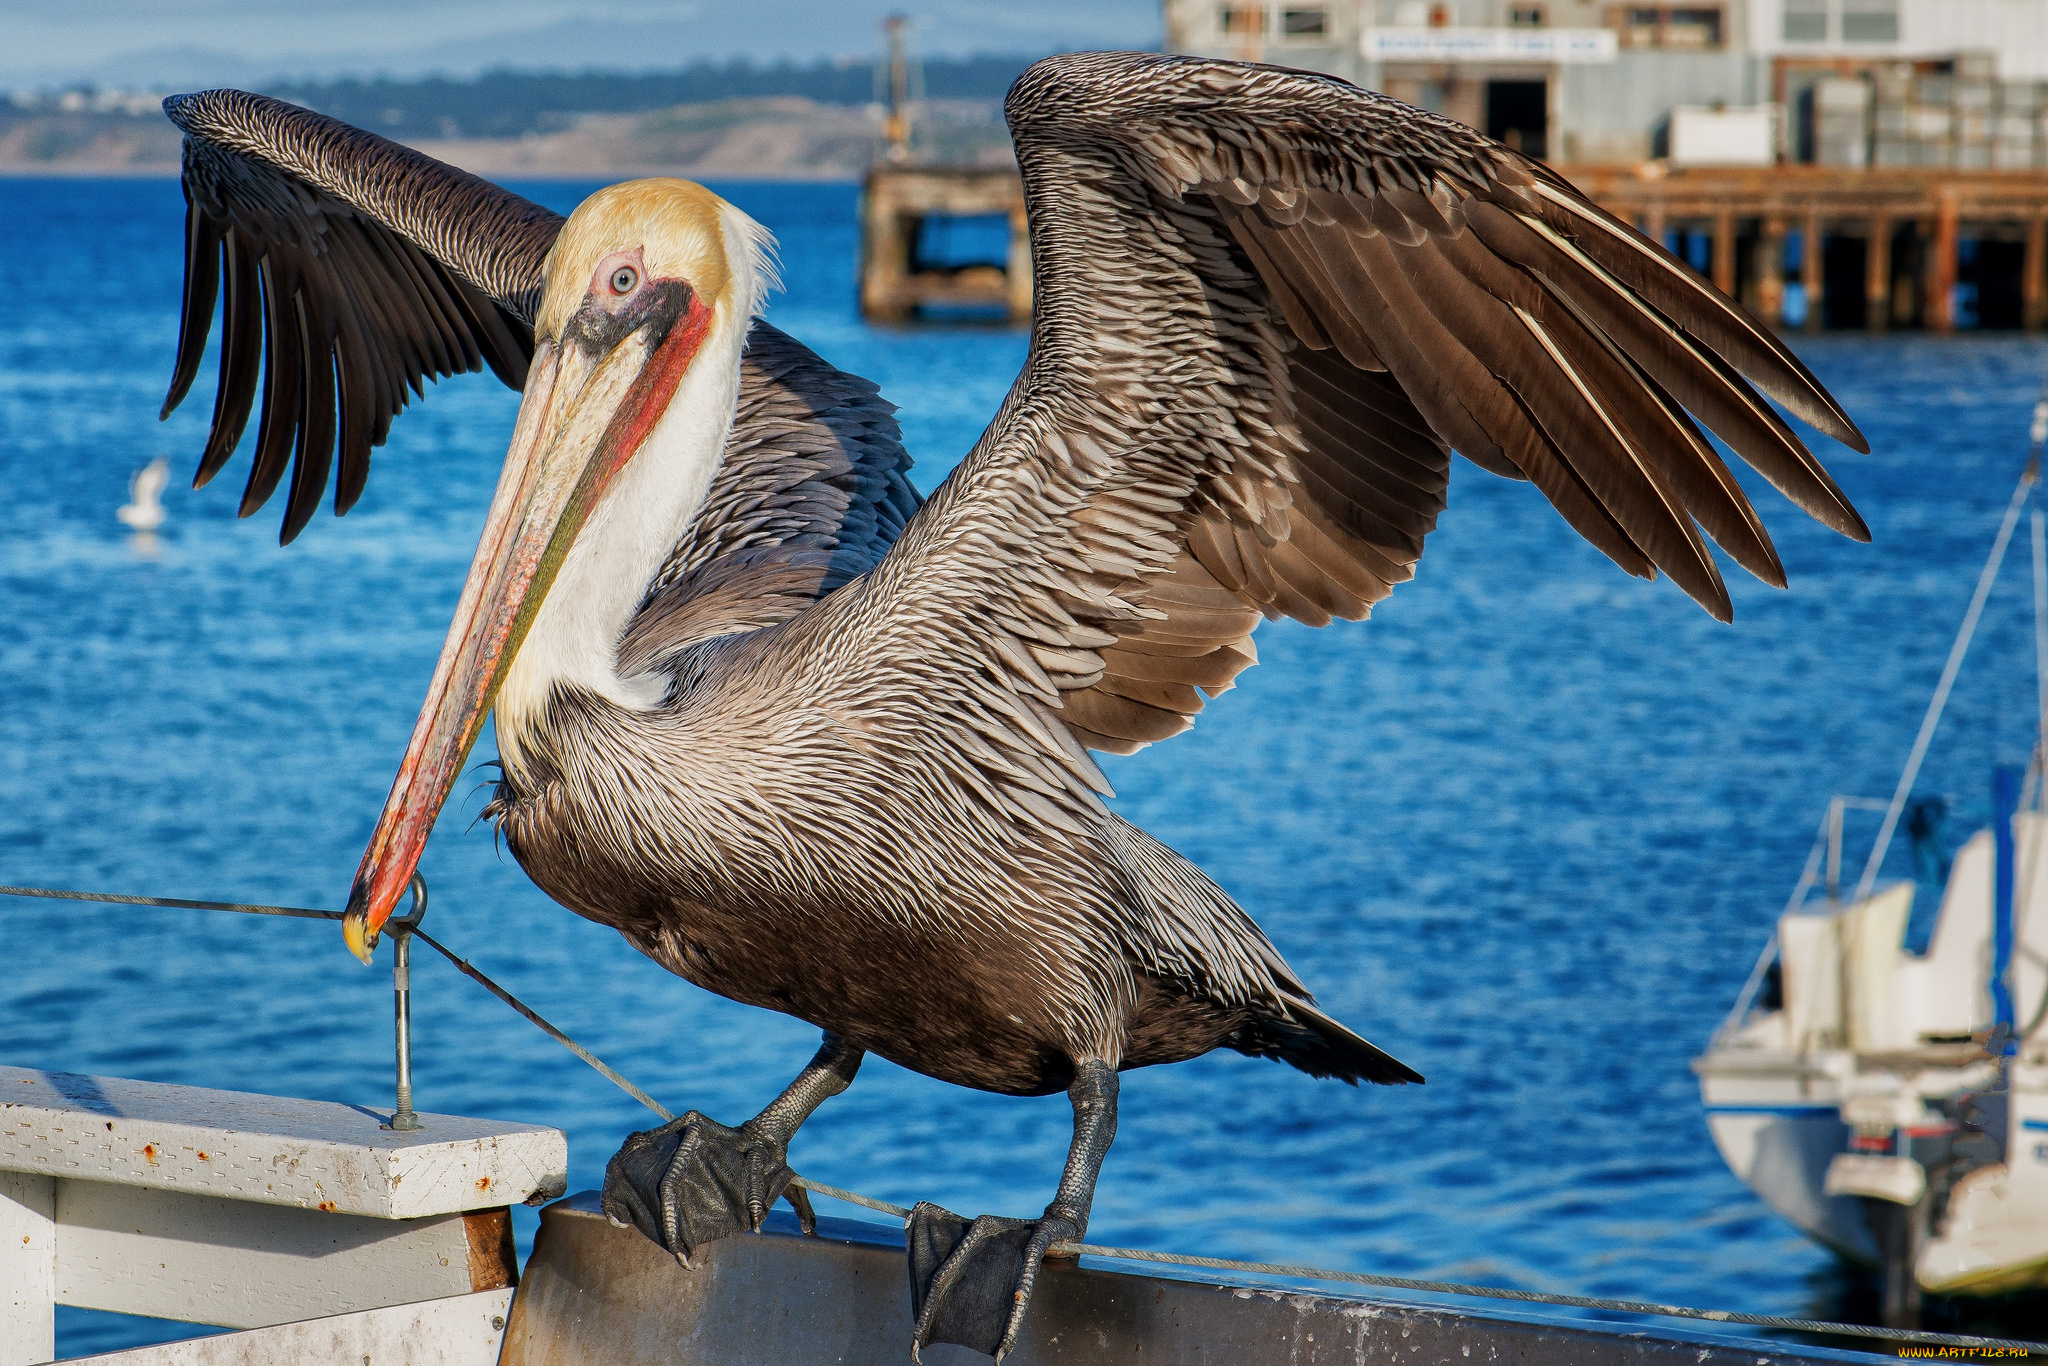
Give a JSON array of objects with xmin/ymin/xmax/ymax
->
[{"xmin": 158, "ymin": 53, "xmax": 1867, "ymax": 1358}]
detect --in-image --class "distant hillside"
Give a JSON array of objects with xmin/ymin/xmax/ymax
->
[
  {"xmin": 266, "ymin": 55, "xmax": 1040, "ymax": 141},
  {"xmin": 0, "ymin": 54, "xmax": 1036, "ymax": 174},
  {"xmin": 0, "ymin": 107, "xmax": 181, "ymax": 171},
  {"xmin": 409, "ymin": 98, "xmax": 1014, "ymax": 181}
]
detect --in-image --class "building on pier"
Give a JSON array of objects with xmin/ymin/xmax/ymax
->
[
  {"xmin": 1163, "ymin": 1, "xmax": 2048, "ymax": 167},
  {"xmin": 1162, "ymin": 0, "xmax": 2048, "ymax": 328}
]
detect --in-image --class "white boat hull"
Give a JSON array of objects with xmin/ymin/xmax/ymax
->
[
  {"xmin": 1697, "ymin": 813, "xmax": 2048, "ymax": 1299},
  {"xmin": 1703, "ymin": 1102, "xmax": 1874, "ymax": 1262}
]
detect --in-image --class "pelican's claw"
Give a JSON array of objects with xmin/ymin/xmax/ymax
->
[
  {"xmin": 600, "ymin": 1111, "xmax": 810, "ymax": 1266},
  {"xmin": 908, "ymin": 1201, "xmax": 1078, "ymax": 1361}
]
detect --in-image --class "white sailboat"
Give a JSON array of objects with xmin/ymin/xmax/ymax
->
[{"xmin": 1695, "ymin": 450, "xmax": 2048, "ymax": 1325}]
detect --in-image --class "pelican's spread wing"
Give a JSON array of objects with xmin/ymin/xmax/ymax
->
[
  {"xmin": 162, "ymin": 90, "xmax": 559, "ymax": 542},
  {"xmin": 159, "ymin": 89, "xmax": 920, "ymax": 573},
  {"xmin": 847, "ymin": 52, "xmax": 1869, "ymax": 804}
]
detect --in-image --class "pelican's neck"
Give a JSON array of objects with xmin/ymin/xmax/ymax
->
[{"xmin": 494, "ymin": 307, "xmax": 749, "ymax": 772}]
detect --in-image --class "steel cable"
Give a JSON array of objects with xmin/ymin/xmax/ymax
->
[{"xmin": 3, "ymin": 881, "xmax": 2043, "ymax": 1355}]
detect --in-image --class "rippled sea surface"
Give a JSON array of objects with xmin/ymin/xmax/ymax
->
[{"xmin": 6, "ymin": 176, "xmax": 2048, "ymax": 1357}]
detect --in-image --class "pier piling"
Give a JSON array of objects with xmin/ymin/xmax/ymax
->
[{"xmin": 1570, "ymin": 166, "xmax": 2048, "ymax": 332}]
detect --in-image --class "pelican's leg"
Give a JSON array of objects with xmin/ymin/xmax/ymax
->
[
  {"xmin": 908, "ymin": 1060, "xmax": 1117, "ymax": 1361},
  {"xmin": 602, "ymin": 1032, "xmax": 864, "ymax": 1266}
]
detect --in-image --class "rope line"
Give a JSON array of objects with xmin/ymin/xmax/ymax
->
[
  {"xmin": 1850, "ymin": 464, "xmax": 2037, "ymax": 907},
  {"xmin": 4, "ymin": 881, "xmax": 2042, "ymax": 1354},
  {"xmin": 403, "ymin": 929, "xmax": 914, "ymax": 1221},
  {"xmin": 409, "ymin": 928, "xmax": 675, "ymax": 1123},
  {"xmin": 0, "ymin": 884, "xmax": 342, "ymax": 920}
]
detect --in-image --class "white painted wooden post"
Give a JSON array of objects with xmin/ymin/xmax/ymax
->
[
  {"xmin": 0, "ymin": 1170, "xmax": 56, "ymax": 1366},
  {"xmin": 0, "ymin": 1064, "xmax": 566, "ymax": 1351}
]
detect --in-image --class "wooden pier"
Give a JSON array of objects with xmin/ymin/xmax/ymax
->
[
  {"xmin": 854, "ymin": 163, "xmax": 2048, "ymax": 333},
  {"xmin": 1566, "ymin": 165, "xmax": 2048, "ymax": 333},
  {"xmin": 858, "ymin": 166, "xmax": 1030, "ymax": 323}
]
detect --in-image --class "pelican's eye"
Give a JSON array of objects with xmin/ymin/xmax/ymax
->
[{"xmin": 609, "ymin": 265, "xmax": 639, "ymax": 295}]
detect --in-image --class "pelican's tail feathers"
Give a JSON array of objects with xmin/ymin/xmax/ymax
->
[{"xmin": 1230, "ymin": 998, "xmax": 1423, "ymax": 1087}]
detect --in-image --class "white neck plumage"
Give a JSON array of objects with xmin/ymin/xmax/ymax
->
[{"xmin": 491, "ymin": 297, "xmax": 750, "ymax": 775}]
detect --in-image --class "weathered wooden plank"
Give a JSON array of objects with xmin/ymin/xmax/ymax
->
[
  {"xmin": 0, "ymin": 1172, "xmax": 54, "ymax": 1366},
  {"xmin": 59, "ymin": 1286, "xmax": 512, "ymax": 1366},
  {"xmin": 1712, "ymin": 208, "xmax": 1737, "ymax": 296},
  {"xmin": 53, "ymin": 1181, "xmax": 507, "ymax": 1329},
  {"xmin": 1566, "ymin": 166, "xmax": 2048, "ymax": 224},
  {"xmin": 1759, "ymin": 214, "xmax": 1785, "ymax": 324},
  {"xmin": 0, "ymin": 1067, "xmax": 564, "ymax": 1219},
  {"xmin": 500, "ymin": 1192, "xmax": 1872, "ymax": 1366}
]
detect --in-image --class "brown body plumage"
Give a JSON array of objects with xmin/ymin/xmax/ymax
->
[{"xmin": 159, "ymin": 54, "xmax": 1868, "ymax": 1357}]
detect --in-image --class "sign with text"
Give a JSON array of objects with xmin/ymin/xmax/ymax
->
[{"xmin": 1362, "ymin": 27, "xmax": 1620, "ymax": 63}]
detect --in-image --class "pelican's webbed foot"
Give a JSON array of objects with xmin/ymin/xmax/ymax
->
[
  {"xmin": 602, "ymin": 1109, "xmax": 810, "ymax": 1264},
  {"xmin": 909, "ymin": 1203, "xmax": 1080, "ymax": 1358},
  {"xmin": 908, "ymin": 1061, "xmax": 1118, "ymax": 1361},
  {"xmin": 600, "ymin": 1032, "xmax": 863, "ymax": 1266}
]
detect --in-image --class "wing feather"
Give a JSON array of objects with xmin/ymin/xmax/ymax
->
[
  {"xmin": 1522, "ymin": 175, "xmax": 1867, "ymax": 451},
  {"xmin": 1462, "ymin": 200, "xmax": 1868, "ymax": 540},
  {"xmin": 816, "ymin": 51, "xmax": 1865, "ymax": 828},
  {"xmin": 162, "ymin": 89, "xmax": 553, "ymax": 542}
]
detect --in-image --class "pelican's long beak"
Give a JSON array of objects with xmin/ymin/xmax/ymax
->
[{"xmin": 342, "ymin": 287, "xmax": 713, "ymax": 961}]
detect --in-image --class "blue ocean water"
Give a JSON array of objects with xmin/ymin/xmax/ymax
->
[{"xmin": 4, "ymin": 176, "xmax": 2046, "ymax": 1357}]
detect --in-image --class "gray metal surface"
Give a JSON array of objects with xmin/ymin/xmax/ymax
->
[{"xmin": 501, "ymin": 1192, "xmax": 1869, "ymax": 1365}]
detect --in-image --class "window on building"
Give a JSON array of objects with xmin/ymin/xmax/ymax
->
[
  {"xmin": 1508, "ymin": 4, "xmax": 1546, "ymax": 26},
  {"xmin": 1616, "ymin": 6, "xmax": 1661, "ymax": 48},
  {"xmin": 1282, "ymin": 7, "xmax": 1329, "ymax": 37},
  {"xmin": 1390, "ymin": 1, "xmax": 1455, "ymax": 26},
  {"xmin": 1218, "ymin": 4, "xmax": 1267, "ymax": 35},
  {"xmin": 1841, "ymin": 0, "xmax": 1899, "ymax": 42},
  {"xmin": 1608, "ymin": 5, "xmax": 1723, "ymax": 50},
  {"xmin": 1664, "ymin": 7, "xmax": 1721, "ymax": 47},
  {"xmin": 1783, "ymin": 0, "xmax": 1828, "ymax": 42}
]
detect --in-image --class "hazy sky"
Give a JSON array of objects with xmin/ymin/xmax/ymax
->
[{"xmin": 1, "ymin": 0, "xmax": 1162, "ymax": 91}]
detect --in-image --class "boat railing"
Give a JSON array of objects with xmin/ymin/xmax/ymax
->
[
  {"xmin": 1713, "ymin": 794, "xmax": 1887, "ymax": 1049},
  {"xmin": 1714, "ymin": 405, "xmax": 2048, "ymax": 1055}
]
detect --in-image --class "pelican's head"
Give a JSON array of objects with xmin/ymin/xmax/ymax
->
[{"xmin": 341, "ymin": 179, "xmax": 773, "ymax": 961}]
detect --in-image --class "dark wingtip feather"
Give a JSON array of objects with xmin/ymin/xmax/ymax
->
[
  {"xmin": 172, "ymin": 91, "xmax": 560, "ymax": 537},
  {"xmin": 1525, "ymin": 180, "xmax": 1869, "ymax": 455},
  {"xmin": 1658, "ymin": 530, "xmax": 1733, "ymax": 622},
  {"xmin": 163, "ymin": 203, "xmax": 224, "ymax": 422}
]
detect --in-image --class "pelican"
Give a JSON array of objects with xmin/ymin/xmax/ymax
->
[{"xmin": 158, "ymin": 53, "xmax": 1868, "ymax": 1358}]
